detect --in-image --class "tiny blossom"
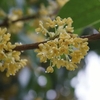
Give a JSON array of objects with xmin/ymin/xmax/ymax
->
[
  {"xmin": 35, "ymin": 16, "xmax": 89, "ymax": 73},
  {"xmin": 46, "ymin": 66, "xmax": 54, "ymax": 73},
  {"xmin": 35, "ymin": 21, "xmax": 48, "ymax": 35},
  {"xmin": 56, "ymin": 0, "xmax": 69, "ymax": 7},
  {"xmin": 39, "ymin": 4, "xmax": 48, "ymax": 15},
  {"xmin": 0, "ymin": 28, "xmax": 27, "ymax": 77}
]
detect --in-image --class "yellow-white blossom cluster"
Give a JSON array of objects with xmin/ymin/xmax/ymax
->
[
  {"xmin": 33, "ymin": 0, "xmax": 69, "ymax": 28},
  {"xmin": 0, "ymin": 28, "xmax": 27, "ymax": 77},
  {"xmin": 0, "ymin": 9, "xmax": 23, "ymax": 33},
  {"xmin": 8, "ymin": 9, "xmax": 24, "ymax": 33},
  {"xmin": 35, "ymin": 16, "xmax": 89, "ymax": 73}
]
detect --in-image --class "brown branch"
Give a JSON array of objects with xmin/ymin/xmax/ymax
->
[
  {"xmin": 13, "ymin": 33, "xmax": 100, "ymax": 51},
  {"xmin": 0, "ymin": 6, "xmax": 59, "ymax": 27},
  {"xmin": 0, "ymin": 14, "xmax": 38, "ymax": 27},
  {"xmin": 14, "ymin": 41, "xmax": 47, "ymax": 51},
  {"xmin": 80, "ymin": 33, "xmax": 100, "ymax": 41},
  {"xmin": 0, "ymin": 18, "xmax": 9, "ymax": 27},
  {"xmin": 12, "ymin": 14, "xmax": 38, "ymax": 23}
]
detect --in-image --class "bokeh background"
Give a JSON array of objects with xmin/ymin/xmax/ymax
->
[{"xmin": 0, "ymin": 0, "xmax": 100, "ymax": 100}]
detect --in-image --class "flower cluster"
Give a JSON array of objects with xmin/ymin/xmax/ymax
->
[
  {"xmin": 8, "ymin": 9, "xmax": 24, "ymax": 33},
  {"xmin": 0, "ymin": 9, "xmax": 24, "ymax": 33},
  {"xmin": 0, "ymin": 28, "xmax": 27, "ymax": 77},
  {"xmin": 35, "ymin": 16, "xmax": 89, "ymax": 73},
  {"xmin": 33, "ymin": 1, "xmax": 58, "ymax": 28},
  {"xmin": 33, "ymin": 0, "xmax": 69, "ymax": 28}
]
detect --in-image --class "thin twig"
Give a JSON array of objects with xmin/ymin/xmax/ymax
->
[
  {"xmin": 0, "ymin": 18, "xmax": 9, "ymax": 27},
  {"xmin": 0, "ymin": 7, "xmax": 59, "ymax": 27},
  {"xmin": 13, "ymin": 33, "xmax": 100, "ymax": 51},
  {"xmin": 81, "ymin": 33, "xmax": 100, "ymax": 41},
  {"xmin": 12, "ymin": 14, "xmax": 38, "ymax": 23},
  {"xmin": 0, "ymin": 14, "xmax": 38, "ymax": 27},
  {"xmin": 14, "ymin": 41, "xmax": 47, "ymax": 51}
]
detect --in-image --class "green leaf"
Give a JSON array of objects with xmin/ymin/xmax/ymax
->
[
  {"xmin": 58, "ymin": 0, "xmax": 100, "ymax": 34},
  {"xmin": 0, "ymin": 0, "xmax": 16, "ymax": 12}
]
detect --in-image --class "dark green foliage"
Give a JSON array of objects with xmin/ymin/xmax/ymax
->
[{"xmin": 58, "ymin": 0, "xmax": 100, "ymax": 33}]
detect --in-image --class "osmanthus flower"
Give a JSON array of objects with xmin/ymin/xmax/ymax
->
[
  {"xmin": 33, "ymin": 0, "xmax": 69, "ymax": 29},
  {"xmin": 0, "ymin": 28, "xmax": 27, "ymax": 77},
  {"xmin": 35, "ymin": 16, "xmax": 89, "ymax": 73},
  {"xmin": 33, "ymin": 1, "xmax": 58, "ymax": 28},
  {"xmin": 0, "ymin": 9, "xmax": 24, "ymax": 33}
]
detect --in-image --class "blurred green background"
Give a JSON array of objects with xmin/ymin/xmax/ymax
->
[{"xmin": 0, "ymin": 0, "xmax": 100, "ymax": 100}]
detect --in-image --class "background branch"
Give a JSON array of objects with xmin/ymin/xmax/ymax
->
[
  {"xmin": 0, "ymin": 18, "xmax": 9, "ymax": 27},
  {"xmin": 0, "ymin": 14, "xmax": 38, "ymax": 27},
  {"xmin": 12, "ymin": 14, "xmax": 38, "ymax": 23},
  {"xmin": 0, "ymin": 7, "xmax": 59, "ymax": 27}
]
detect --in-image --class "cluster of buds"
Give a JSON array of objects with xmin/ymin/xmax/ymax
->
[
  {"xmin": 0, "ymin": 28, "xmax": 27, "ymax": 77},
  {"xmin": 0, "ymin": 9, "xmax": 24, "ymax": 33},
  {"xmin": 35, "ymin": 16, "xmax": 89, "ymax": 73},
  {"xmin": 8, "ymin": 9, "xmax": 24, "ymax": 33},
  {"xmin": 33, "ymin": 0, "xmax": 69, "ymax": 28}
]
